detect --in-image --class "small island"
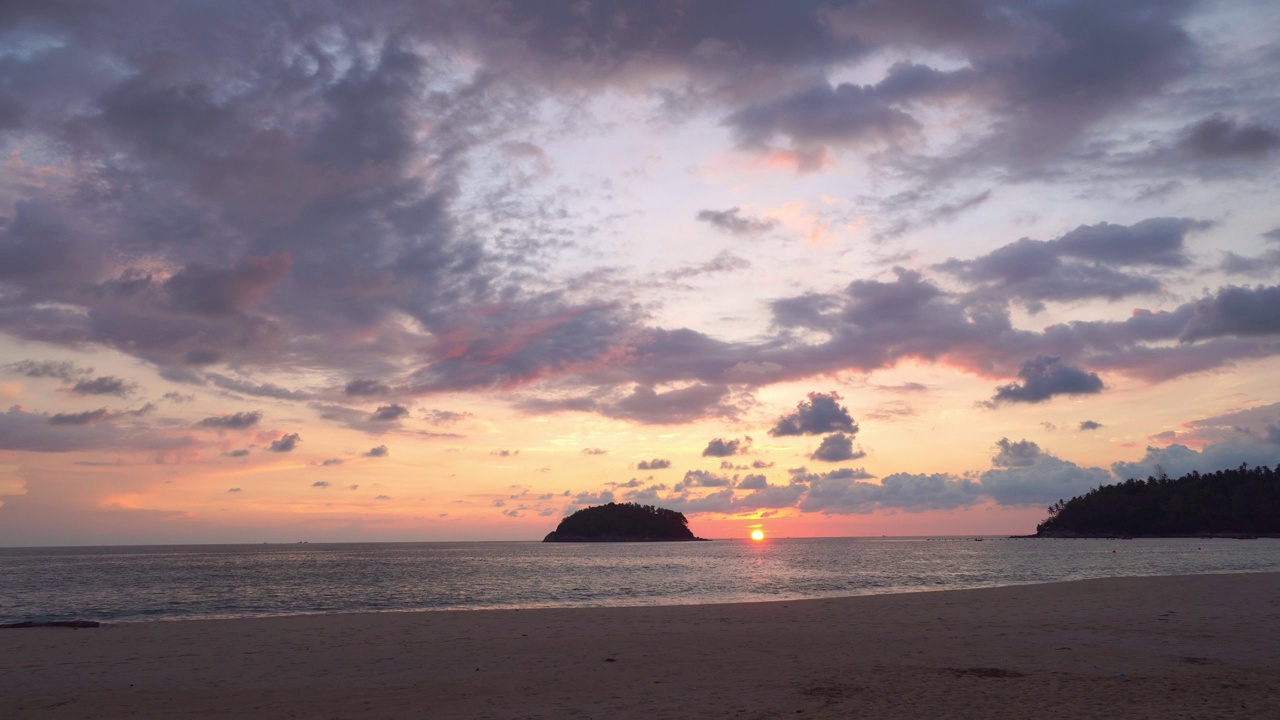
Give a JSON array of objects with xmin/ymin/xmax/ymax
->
[
  {"xmin": 1032, "ymin": 463, "xmax": 1279, "ymax": 538},
  {"xmin": 543, "ymin": 502, "xmax": 709, "ymax": 542}
]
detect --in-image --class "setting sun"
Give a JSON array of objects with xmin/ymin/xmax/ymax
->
[{"xmin": 751, "ymin": 530, "xmax": 765, "ymax": 541}]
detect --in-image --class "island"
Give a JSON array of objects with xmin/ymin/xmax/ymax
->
[
  {"xmin": 1032, "ymin": 463, "xmax": 1279, "ymax": 537},
  {"xmin": 543, "ymin": 502, "xmax": 709, "ymax": 542}
]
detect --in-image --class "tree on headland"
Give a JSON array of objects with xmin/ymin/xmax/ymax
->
[
  {"xmin": 1036, "ymin": 464, "xmax": 1279, "ymax": 536},
  {"xmin": 543, "ymin": 502, "xmax": 705, "ymax": 541}
]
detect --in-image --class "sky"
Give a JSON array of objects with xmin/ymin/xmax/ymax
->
[{"xmin": 2, "ymin": 0, "xmax": 1279, "ymax": 545}]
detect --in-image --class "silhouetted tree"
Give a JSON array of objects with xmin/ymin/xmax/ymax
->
[{"xmin": 1036, "ymin": 464, "xmax": 1278, "ymax": 536}]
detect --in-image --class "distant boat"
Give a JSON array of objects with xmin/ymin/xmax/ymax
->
[{"xmin": 973, "ymin": 538, "xmax": 984, "ymax": 542}]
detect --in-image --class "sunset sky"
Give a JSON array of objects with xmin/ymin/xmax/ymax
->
[{"xmin": 2, "ymin": 1, "xmax": 1279, "ymax": 545}]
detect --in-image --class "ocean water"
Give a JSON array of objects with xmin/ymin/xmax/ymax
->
[{"xmin": 3, "ymin": 537, "xmax": 1278, "ymax": 624}]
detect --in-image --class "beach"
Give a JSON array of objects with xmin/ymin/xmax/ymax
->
[{"xmin": 3, "ymin": 573, "xmax": 1278, "ymax": 719}]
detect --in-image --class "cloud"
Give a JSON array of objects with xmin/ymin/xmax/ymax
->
[
  {"xmin": 269, "ymin": 433, "xmax": 301, "ymax": 452},
  {"xmin": 990, "ymin": 356, "xmax": 1104, "ymax": 404},
  {"xmin": 345, "ymin": 378, "xmax": 391, "ymax": 396},
  {"xmin": 1178, "ymin": 285, "xmax": 1280, "ymax": 343},
  {"xmin": 370, "ymin": 404, "xmax": 410, "ymax": 422},
  {"xmin": 938, "ymin": 218, "xmax": 1200, "ymax": 307},
  {"xmin": 810, "ymin": 433, "xmax": 864, "ymax": 463},
  {"xmin": 1110, "ymin": 439, "xmax": 1280, "ymax": 481},
  {"xmin": 581, "ymin": 448, "xmax": 608, "ymax": 455},
  {"xmin": 1079, "ymin": 420, "xmax": 1103, "ymax": 431},
  {"xmin": 727, "ymin": 80, "xmax": 922, "ymax": 156},
  {"xmin": 769, "ymin": 391, "xmax": 857, "ymax": 436},
  {"xmin": 6, "ymin": 360, "xmax": 89, "ymax": 381},
  {"xmin": 427, "ymin": 410, "xmax": 472, "ymax": 425},
  {"xmin": 48, "ymin": 409, "xmax": 110, "ymax": 426},
  {"xmin": 69, "ymin": 376, "xmax": 136, "ymax": 397},
  {"xmin": 205, "ymin": 375, "xmax": 313, "ymax": 401},
  {"xmin": 979, "ymin": 447, "xmax": 1111, "ymax": 507},
  {"xmin": 227, "ymin": 488, "xmax": 241, "ymax": 493},
  {"xmin": 695, "ymin": 208, "xmax": 778, "ymax": 235},
  {"xmin": 321, "ymin": 458, "xmax": 344, "ymax": 466},
  {"xmin": 676, "ymin": 469, "xmax": 733, "ymax": 491},
  {"xmin": 364, "ymin": 445, "xmax": 389, "ymax": 457},
  {"xmin": 196, "ymin": 411, "xmax": 263, "ymax": 430},
  {"xmin": 1176, "ymin": 115, "xmax": 1280, "ymax": 160},
  {"xmin": 797, "ymin": 467, "xmax": 974, "ymax": 514},
  {"xmin": 226, "ymin": 449, "xmax": 250, "ymax": 457},
  {"xmin": 491, "ymin": 449, "xmax": 519, "ymax": 457},
  {"xmin": 636, "ymin": 458, "xmax": 671, "ymax": 470},
  {"xmin": 164, "ymin": 254, "xmax": 292, "ymax": 316},
  {"xmin": 312, "ymin": 481, "xmax": 329, "ymax": 488},
  {"xmin": 375, "ymin": 495, "xmax": 391, "ymax": 500},
  {"xmin": 991, "ymin": 438, "xmax": 1044, "ymax": 468},
  {"xmin": 702, "ymin": 437, "xmax": 750, "ymax": 457}
]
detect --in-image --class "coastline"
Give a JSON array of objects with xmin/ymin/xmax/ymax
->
[{"xmin": 4, "ymin": 572, "xmax": 1278, "ymax": 719}]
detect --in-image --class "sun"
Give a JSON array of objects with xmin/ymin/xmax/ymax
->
[{"xmin": 750, "ymin": 529, "xmax": 765, "ymax": 541}]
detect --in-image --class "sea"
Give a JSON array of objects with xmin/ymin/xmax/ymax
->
[{"xmin": 3, "ymin": 537, "xmax": 1278, "ymax": 624}]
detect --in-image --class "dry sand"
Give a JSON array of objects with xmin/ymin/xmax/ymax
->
[{"xmin": 3, "ymin": 573, "xmax": 1278, "ymax": 719}]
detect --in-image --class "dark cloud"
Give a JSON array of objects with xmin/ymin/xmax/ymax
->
[
  {"xmin": 6, "ymin": 360, "xmax": 89, "ymax": 381},
  {"xmin": 205, "ymin": 375, "xmax": 313, "ymax": 400},
  {"xmin": 312, "ymin": 481, "xmax": 329, "ymax": 488},
  {"xmin": 491, "ymin": 449, "xmax": 519, "ymax": 457},
  {"xmin": 736, "ymin": 474, "xmax": 769, "ymax": 490},
  {"xmin": 702, "ymin": 437, "xmax": 750, "ymax": 457},
  {"xmin": 364, "ymin": 445, "xmax": 389, "ymax": 457},
  {"xmin": 164, "ymin": 255, "xmax": 292, "ymax": 317},
  {"xmin": 196, "ymin": 411, "xmax": 262, "ymax": 430},
  {"xmin": 427, "ymin": 410, "xmax": 472, "ymax": 425},
  {"xmin": 345, "ymin": 378, "xmax": 391, "ymax": 397},
  {"xmin": 751, "ymin": 460, "xmax": 775, "ymax": 469},
  {"xmin": 226, "ymin": 449, "xmax": 250, "ymax": 457},
  {"xmin": 675, "ymin": 469, "xmax": 733, "ymax": 491},
  {"xmin": 269, "ymin": 433, "xmax": 301, "ymax": 452},
  {"xmin": 1177, "ymin": 115, "xmax": 1280, "ymax": 160},
  {"xmin": 727, "ymin": 80, "xmax": 921, "ymax": 156},
  {"xmin": 522, "ymin": 383, "xmax": 744, "ymax": 425},
  {"xmin": 69, "ymin": 376, "xmax": 136, "ymax": 397},
  {"xmin": 797, "ymin": 468, "xmax": 972, "ymax": 514},
  {"xmin": 1179, "ymin": 285, "xmax": 1280, "ymax": 343},
  {"xmin": 636, "ymin": 458, "xmax": 671, "ymax": 470},
  {"xmin": 769, "ymin": 391, "xmax": 857, "ymax": 436},
  {"xmin": 48, "ymin": 409, "xmax": 110, "ymax": 426},
  {"xmin": 581, "ymin": 448, "xmax": 608, "ymax": 455},
  {"xmin": 990, "ymin": 356, "xmax": 1104, "ymax": 405},
  {"xmin": 370, "ymin": 404, "xmax": 410, "ymax": 422},
  {"xmin": 663, "ymin": 252, "xmax": 752, "ymax": 282},
  {"xmin": 1111, "ymin": 438, "xmax": 1280, "ymax": 481},
  {"xmin": 1079, "ymin": 420, "xmax": 1103, "ymax": 431},
  {"xmin": 321, "ymin": 458, "xmax": 344, "ymax": 466},
  {"xmin": 810, "ymin": 433, "xmax": 864, "ymax": 463},
  {"xmin": 979, "ymin": 451, "xmax": 1110, "ymax": 506},
  {"xmin": 939, "ymin": 218, "xmax": 1200, "ymax": 307},
  {"xmin": 375, "ymin": 495, "xmax": 391, "ymax": 500},
  {"xmin": 1218, "ymin": 248, "xmax": 1280, "ymax": 278},
  {"xmin": 991, "ymin": 438, "xmax": 1044, "ymax": 468},
  {"xmin": 227, "ymin": 488, "xmax": 241, "ymax": 493},
  {"xmin": 695, "ymin": 208, "xmax": 778, "ymax": 235},
  {"xmin": 0, "ymin": 406, "xmax": 194, "ymax": 453}
]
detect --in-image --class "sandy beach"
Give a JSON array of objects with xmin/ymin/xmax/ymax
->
[{"xmin": 3, "ymin": 573, "xmax": 1278, "ymax": 719}]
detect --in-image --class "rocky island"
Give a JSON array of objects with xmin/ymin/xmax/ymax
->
[
  {"xmin": 1032, "ymin": 463, "xmax": 1279, "ymax": 538},
  {"xmin": 543, "ymin": 502, "xmax": 708, "ymax": 542}
]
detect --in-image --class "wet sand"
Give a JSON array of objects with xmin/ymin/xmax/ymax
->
[{"xmin": 4, "ymin": 573, "xmax": 1278, "ymax": 719}]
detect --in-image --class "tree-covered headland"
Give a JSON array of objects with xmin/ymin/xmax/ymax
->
[
  {"xmin": 543, "ymin": 502, "xmax": 708, "ymax": 542},
  {"xmin": 1035, "ymin": 464, "xmax": 1279, "ymax": 537}
]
